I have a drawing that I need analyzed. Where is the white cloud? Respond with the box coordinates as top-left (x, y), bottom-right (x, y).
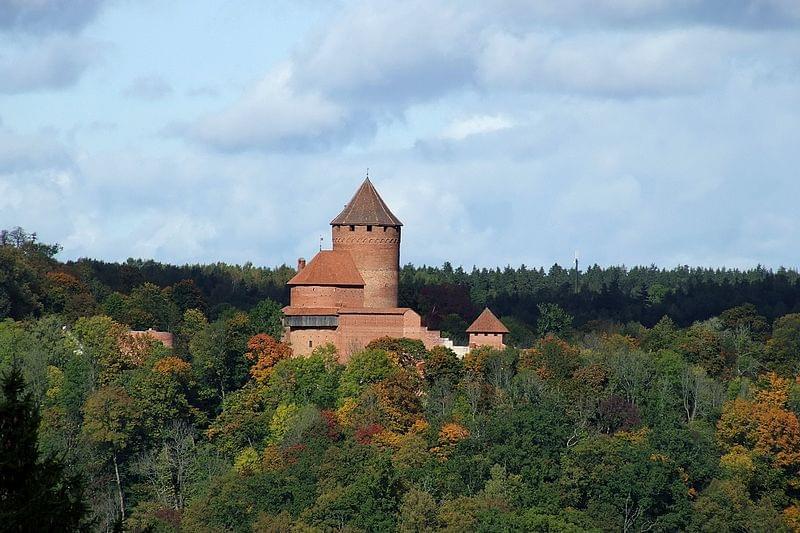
top-left (477, 29), bottom-right (743, 97)
top-left (293, 0), bottom-right (475, 104)
top-left (0, 127), bottom-right (72, 172)
top-left (184, 64), bottom-right (351, 151)
top-left (132, 213), bottom-right (218, 261)
top-left (5, 0), bottom-right (800, 271)
top-left (179, 0), bottom-right (790, 153)
top-left (440, 115), bottom-right (514, 141)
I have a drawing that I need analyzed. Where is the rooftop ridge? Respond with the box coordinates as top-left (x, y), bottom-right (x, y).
top-left (287, 250), bottom-right (365, 286)
top-left (466, 308), bottom-right (510, 334)
top-left (330, 177), bottom-right (403, 227)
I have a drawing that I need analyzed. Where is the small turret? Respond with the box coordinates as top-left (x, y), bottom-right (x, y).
top-left (466, 308), bottom-right (509, 348)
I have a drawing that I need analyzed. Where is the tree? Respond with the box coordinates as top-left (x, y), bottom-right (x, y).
top-left (72, 315), bottom-right (129, 387)
top-left (170, 279), bottom-right (206, 314)
top-left (245, 334), bottom-right (292, 385)
top-left (82, 385), bottom-right (140, 521)
top-left (398, 488), bottom-right (439, 533)
top-left (248, 299), bottom-right (284, 339)
top-left (366, 337), bottom-right (427, 370)
top-left (522, 335), bottom-right (579, 381)
top-left (205, 384), bottom-right (269, 456)
top-left (691, 479), bottom-right (788, 532)
top-left (719, 303), bottom-right (769, 339)
top-left (424, 345), bottom-right (463, 386)
top-left (501, 316), bottom-right (535, 348)
top-left (133, 420), bottom-right (198, 511)
top-left (374, 370), bottom-right (423, 432)
top-left (267, 345), bottom-right (341, 408)
top-left (559, 433), bottom-right (691, 531)
top-left (126, 282), bottom-right (181, 331)
top-left (338, 349), bottom-right (396, 400)
top-left (680, 322), bottom-right (733, 378)
top-left (0, 246), bottom-right (44, 319)
top-left (765, 314), bottom-right (800, 376)
top-left (681, 365), bottom-right (722, 423)
top-left (0, 363), bottom-right (88, 530)
top-left (43, 271), bottom-right (97, 319)
top-left (594, 395), bottom-right (641, 434)
top-left (190, 312), bottom-right (252, 403)
top-left (536, 303), bottom-right (573, 337)
top-left (641, 316), bottom-right (680, 352)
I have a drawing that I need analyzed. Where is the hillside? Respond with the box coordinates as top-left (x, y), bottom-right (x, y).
top-left (3, 227), bottom-right (800, 531)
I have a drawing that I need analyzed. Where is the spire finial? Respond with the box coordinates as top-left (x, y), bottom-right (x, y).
top-left (366, 167), bottom-right (369, 181)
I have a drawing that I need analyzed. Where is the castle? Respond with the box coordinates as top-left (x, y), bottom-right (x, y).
top-left (282, 178), bottom-right (508, 360)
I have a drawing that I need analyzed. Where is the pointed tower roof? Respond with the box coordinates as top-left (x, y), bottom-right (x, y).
top-left (466, 308), bottom-right (510, 334)
top-left (331, 178), bottom-right (403, 226)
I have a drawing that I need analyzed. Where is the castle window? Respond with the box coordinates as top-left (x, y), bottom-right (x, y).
top-left (367, 225), bottom-right (372, 232)
top-left (349, 225), bottom-right (355, 231)
top-left (308, 340), bottom-right (313, 348)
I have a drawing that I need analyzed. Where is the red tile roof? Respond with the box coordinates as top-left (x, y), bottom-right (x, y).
top-left (287, 250), bottom-right (365, 286)
top-left (330, 178), bottom-right (403, 227)
top-left (466, 308), bottom-right (509, 334)
top-left (129, 329), bottom-right (174, 348)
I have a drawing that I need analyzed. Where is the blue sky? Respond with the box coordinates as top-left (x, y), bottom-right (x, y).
top-left (1, 0), bottom-right (799, 270)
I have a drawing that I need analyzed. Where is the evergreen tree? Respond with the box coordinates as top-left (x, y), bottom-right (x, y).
top-left (0, 362), bottom-right (88, 531)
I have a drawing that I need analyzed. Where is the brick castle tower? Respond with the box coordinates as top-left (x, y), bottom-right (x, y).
top-left (284, 176), bottom-right (501, 359)
top-left (330, 178), bottom-right (402, 308)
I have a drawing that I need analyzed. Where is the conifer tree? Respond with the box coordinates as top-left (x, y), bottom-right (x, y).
top-left (0, 362), bottom-right (88, 531)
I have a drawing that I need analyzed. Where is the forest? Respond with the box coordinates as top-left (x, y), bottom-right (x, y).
top-left (3, 225), bottom-right (800, 531)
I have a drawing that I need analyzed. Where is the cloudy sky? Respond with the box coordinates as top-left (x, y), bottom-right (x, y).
top-left (1, 0), bottom-right (799, 270)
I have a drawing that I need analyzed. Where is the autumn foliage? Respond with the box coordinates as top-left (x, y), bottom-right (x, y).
top-left (245, 334), bottom-right (292, 384)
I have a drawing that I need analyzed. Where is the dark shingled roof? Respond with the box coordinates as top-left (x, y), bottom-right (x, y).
top-left (466, 308), bottom-right (510, 334)
top-left (331, 178), bottom-right (403, 227)
top-left (287, 250), bottom-right (365, 286)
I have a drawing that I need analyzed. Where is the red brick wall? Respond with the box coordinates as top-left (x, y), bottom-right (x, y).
top-left (337, 312), bottom-right (406, 358)
top-left (287, 310), bottom-right (445, 362)
top-left (469, 332), bottom-right (505, 349)
top-left (288, 327), bottom-right (338, 357)
top-left (332, 224), bottom-right (400, 308)
top-left (290, 285), bottom-right (364, 308)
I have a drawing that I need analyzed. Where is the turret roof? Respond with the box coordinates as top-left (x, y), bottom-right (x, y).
top-left (331, 178), bottom-right (403, 227)
top-left (287, 250), bottom-right (365, 287)
top-left (466, 308), bottom-right (510, 334)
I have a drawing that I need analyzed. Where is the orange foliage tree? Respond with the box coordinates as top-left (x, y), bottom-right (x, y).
top-left (245, 334), bottom-right (292, 384)
top-left (717, 373), bottom-right (800, 472)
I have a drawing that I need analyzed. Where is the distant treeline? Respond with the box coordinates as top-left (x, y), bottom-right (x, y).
top-left (400, 262), bottom-right (800, 335)
top-left (3, 226), bottom-right (800, 334)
